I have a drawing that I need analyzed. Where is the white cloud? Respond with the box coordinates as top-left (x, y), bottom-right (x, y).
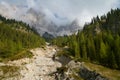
top-left (0, 0), bottom-right (119, 26)
top-left (26, 0), bottom-right (36, 8)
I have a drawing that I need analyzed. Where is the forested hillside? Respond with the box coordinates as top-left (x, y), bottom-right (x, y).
top-left (52, 8), bottom-right (120, 69)
top-left (0, 15), bottom-right (45, 61)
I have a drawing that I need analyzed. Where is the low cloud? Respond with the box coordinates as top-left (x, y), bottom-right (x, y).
top-left (0, 0), bottom-right (119, 27)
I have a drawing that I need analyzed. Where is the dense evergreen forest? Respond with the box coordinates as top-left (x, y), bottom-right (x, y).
top-left (52, 8), bottom-right (120, 69)
top-left (0, 15), bottom-right (45, 61)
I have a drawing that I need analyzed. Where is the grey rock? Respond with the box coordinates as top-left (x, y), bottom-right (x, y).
top-left (79, 67), bottom-right (109, 80)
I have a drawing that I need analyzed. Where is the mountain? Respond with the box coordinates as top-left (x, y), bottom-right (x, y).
top-left (42, 32), bottom-right (54, 41)
top-left (56, 19), bottom-right (82, 36)
top-left (0, 4), bottom-right (81, 36)
top-left (23, 8), bottom-right (82, 36)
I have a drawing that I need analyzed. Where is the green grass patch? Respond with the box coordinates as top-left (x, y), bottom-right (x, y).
top-left (84, 62), bottom-right (120, 80)
top-left (0, 50), bottom-right (34, 62)
top-left (0, 65), bottom-right (20, 79)
top-left (8, 50), bottom-right (34, 61)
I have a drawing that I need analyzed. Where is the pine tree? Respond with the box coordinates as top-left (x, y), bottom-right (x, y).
top-left (108, 52), bottom-right (118, 69)
top-left (99, 40), bottom-right (107, 64)
top-left (80, 33), bottom-right (87, 60)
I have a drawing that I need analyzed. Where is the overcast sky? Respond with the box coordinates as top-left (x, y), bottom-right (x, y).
top-left (0, 0), bottom-right (120, 26)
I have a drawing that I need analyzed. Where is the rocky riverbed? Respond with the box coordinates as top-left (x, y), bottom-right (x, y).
top-left (0, 45), bottom-right (108, 80)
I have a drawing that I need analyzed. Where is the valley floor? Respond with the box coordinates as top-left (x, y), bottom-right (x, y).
top-left (0, 45), bottom-right (120, 80)
top-left (0, 45), bottom-right (61, 80)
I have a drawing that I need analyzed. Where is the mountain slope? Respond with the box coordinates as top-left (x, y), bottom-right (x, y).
top-left (83, 8), bottom-right (120, 35)
top-left (52, 8), bottom-right (120, 69)
top-left (0, 15), bottom-right (45, 61)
